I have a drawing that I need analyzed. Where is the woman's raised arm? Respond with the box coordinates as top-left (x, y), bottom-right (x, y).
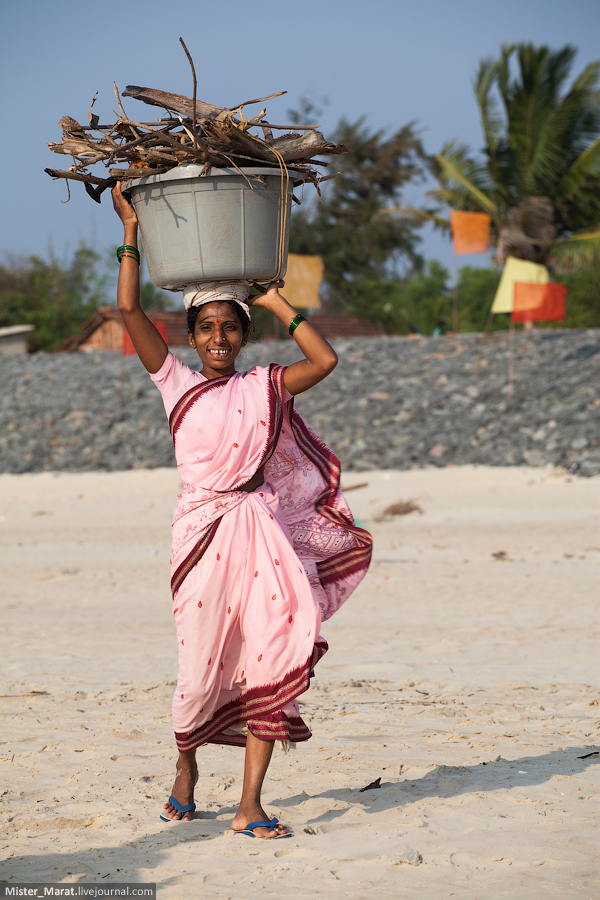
top-left (249, 282), bottom-right (337, 396)
top-left (112, 183), bottom-right (168, 374)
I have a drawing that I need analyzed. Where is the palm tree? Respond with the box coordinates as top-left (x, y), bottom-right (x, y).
top-left (412, 44), bottom-right (600, 268)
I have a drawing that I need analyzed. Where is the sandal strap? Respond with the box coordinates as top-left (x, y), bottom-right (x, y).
top-left (243, 817), bottom-right (279, 832)
top-left (167, 795), bottom-right (196, 814)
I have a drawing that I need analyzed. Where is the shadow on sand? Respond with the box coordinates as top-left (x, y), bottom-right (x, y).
top-left (4, 746), bottom-right (598, 884)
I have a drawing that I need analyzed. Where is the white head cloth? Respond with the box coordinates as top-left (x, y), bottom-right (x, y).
top-left (183, 281), bottom-right (252, 320)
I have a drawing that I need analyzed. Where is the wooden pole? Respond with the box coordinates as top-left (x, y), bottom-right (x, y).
top-left (452, 253), bottom-right (459, 333)
top-left (476, 309), bottom-right (494, 378)
top-left (508, 319), bottom-right (515, 403)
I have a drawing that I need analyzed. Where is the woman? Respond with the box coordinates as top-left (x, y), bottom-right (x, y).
top-left (112, 182), bottom-right (372, 838)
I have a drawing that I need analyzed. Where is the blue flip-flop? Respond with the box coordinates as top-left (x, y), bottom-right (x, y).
top-left (236, 816), bottom-right (291, 838)
top-left (159, 795), bottom-right (196, 822)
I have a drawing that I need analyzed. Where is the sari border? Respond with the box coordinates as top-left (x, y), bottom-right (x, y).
top-left (174, 639), bottom-right (327, 753)
top-left (169, 364), bottom-right (287, 596)
top-left (289, 411), bottom-right (373, 590)
top-left (169, 374), bottom-right (232, 443)
top-left (255, 363), bottom-right (286, 472)
top-left (171, 518), bottom-right (221, 597)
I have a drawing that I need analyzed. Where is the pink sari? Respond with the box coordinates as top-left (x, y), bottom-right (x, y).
top-left (152, 353), bottom-right (372, 753)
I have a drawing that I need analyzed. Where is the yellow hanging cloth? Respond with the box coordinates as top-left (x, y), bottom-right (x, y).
top-left (491, 257), bottom-right (549, 314)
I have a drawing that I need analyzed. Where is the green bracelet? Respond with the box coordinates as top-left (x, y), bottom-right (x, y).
top-left (288, 314), bottom-right (307, 336)
top-left (117, 245), bottom-right (140, 264)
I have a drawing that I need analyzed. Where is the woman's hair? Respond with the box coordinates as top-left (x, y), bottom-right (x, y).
top-left (187, 301), bottom-right (251, 336)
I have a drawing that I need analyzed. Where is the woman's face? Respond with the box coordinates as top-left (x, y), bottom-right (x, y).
top-left (188, 301), bottom-right (247, 378)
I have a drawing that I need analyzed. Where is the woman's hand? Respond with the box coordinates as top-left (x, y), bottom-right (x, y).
top-left (112, 181), bottom-right (138, 227)
top-left (248, 280), bottom-right (285, 310)
top-left (250, 281), bottom-right (337, 395)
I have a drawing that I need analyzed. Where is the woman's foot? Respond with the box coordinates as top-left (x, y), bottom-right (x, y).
top-left (231, 801), bottom-right (289, 838)
top-left (162, 754), bottom-right (198, 821)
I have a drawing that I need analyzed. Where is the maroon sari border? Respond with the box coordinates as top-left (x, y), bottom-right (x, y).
top-left (169, 374), bottom-right (232, 443)
top-left (170, 365), bottom-right (286, 597)
top-left (254, 364), bottom-right (285, 473)
top-left (289, 411), bottom-right (373, 592)
top-left (243, 639), bottom-right (328, 709)
top-left (248, 719), bottom-right (312, 742)
top-left (209, 734), bottom-right (248, 748)
top-left (174, 639), bottom-right (327, 753)
top-left (206, 716), bottom-right (312, 747)
top-left (171, 519), bottom-right (221, 597)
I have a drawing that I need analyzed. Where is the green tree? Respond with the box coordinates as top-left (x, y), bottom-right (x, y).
top-left (542, 257), bottom-right (600, 328)
top-left (0, 244), bottom-right (109, 352)
top-left (140, 280), bottom-right (175, 311)
top-left (289, 118), bottom-right (429, 311)
top-left (428, 43), bottom-right (600, 267)
top-left (352, 261), bottom-right (451, 335)
top-left (455, 265), bottom-right (502, 331)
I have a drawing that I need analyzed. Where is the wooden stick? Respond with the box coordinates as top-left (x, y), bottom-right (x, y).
top-left (114, 82), bottom-right (139, 139)
top-left (45, 168), bottom-right (107, 185)
top-left (106, 132), bottom-right (175, 162)
top-left (123, 85), bottom-right (224, 122)
top-left (118, 119), bottom-right (207, 161)
top-left (88, 92), bottom-right (99, 127)
top-left (109, 166), bottom-right (170, 179)
top-left (253, 122), bottom-right (320, 131)
top-left (179, 37), bottom-right (199, 153)
top-left (226, 91), bottom-right (287, 112)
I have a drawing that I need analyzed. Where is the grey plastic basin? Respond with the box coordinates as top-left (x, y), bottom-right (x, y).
top-left (124, 165), bottom-right (303, 291)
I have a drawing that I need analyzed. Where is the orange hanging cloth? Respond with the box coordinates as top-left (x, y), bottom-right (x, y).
top-left (122, 319), bottom-right (169, 355)
top-left (450, 210), bottom-right (491, 255)
top-left (511, 282), bottom-right (567, 323)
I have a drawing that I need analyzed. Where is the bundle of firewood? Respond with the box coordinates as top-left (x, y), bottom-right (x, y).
top-left (45, 53), bottom-right (347, 204)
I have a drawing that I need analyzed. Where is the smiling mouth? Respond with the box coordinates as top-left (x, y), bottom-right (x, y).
top-left (208, 348), bottom-right (230, 357)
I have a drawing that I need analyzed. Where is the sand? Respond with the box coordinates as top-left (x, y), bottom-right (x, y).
top-left (0, 465), bottom-right (598, 899)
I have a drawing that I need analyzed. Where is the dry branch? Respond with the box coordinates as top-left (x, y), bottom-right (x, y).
top-left (46, 71), bottom-right (347, 203)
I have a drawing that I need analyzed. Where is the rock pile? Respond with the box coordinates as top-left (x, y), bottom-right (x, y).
top-left (1, 329), bottom-right (599, 476)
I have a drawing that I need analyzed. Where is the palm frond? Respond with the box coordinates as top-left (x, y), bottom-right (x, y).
top-left (474, 57), bottom-right (504, 152)
top-left (436, 145), bottom-right (497, 214)
top-left (546, 228), bottom-right (600, 268)
top-left (557, 134), bottom-right (600, 203)
top-left (374, 206), bottom-right (451, 232)
top-left (433, 42), bottom-right (600, 269)
top-left (426, 187), bottom-right (469, 207)
top-left (496, 44), bottom-right (516, 109)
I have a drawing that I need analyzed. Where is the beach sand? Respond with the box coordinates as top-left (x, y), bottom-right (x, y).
top-left (0, 465), bottom-right (598, 899)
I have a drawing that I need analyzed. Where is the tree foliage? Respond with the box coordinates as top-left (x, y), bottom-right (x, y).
top-left (430, 43), bottom-right (600, 267)
top-left (0, 244), bottom-right (174, 352)
top-left (0, 245), bottom-right (110, 352)
top-left (289, 117), bottom-right (429, 310)
top-left (347, 262), bottom-right (449, 336)
top-left (352, 258), bottom-right (600, 335)
top-left (545, 257), bottom-right (600, 328)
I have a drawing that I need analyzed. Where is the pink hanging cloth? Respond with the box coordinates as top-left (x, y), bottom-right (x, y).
top-left (151, 353), bottom-right (372, 753)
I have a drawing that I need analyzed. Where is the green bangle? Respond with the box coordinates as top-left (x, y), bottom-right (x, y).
top-left (288, 314), bottom-right (307, 336)
top-left (117, 245), bottom-right (140, 264)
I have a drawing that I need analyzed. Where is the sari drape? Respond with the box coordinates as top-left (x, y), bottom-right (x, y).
top-left (153, 354), bottom-right (372, 753)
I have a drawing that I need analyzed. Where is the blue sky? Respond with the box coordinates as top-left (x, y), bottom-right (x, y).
top-left (1, 0), bottom-right (598, 277)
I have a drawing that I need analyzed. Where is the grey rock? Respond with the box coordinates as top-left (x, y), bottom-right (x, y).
top-left (1, 329), bottom-right (599, 476)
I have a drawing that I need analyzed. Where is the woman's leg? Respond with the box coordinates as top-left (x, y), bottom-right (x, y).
top-left (162, 749), bottom-right (198, 821)
top-left (231, 732), bottom-right (288, 837)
